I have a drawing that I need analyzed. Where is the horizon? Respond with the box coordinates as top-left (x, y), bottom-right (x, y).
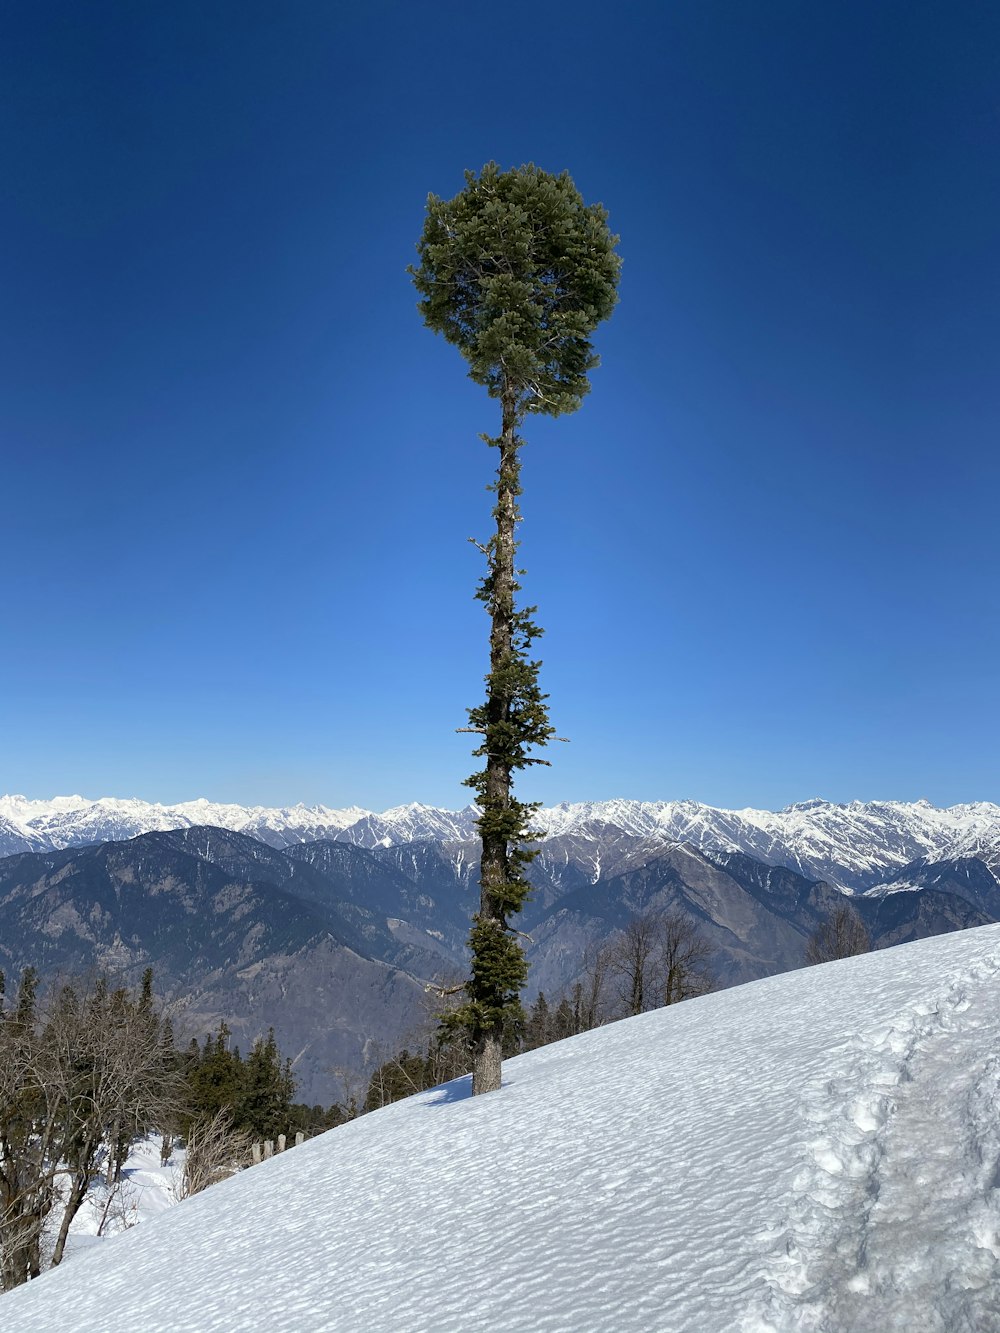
top-left (3, 789), bottom-right (998, 818)
top-left (4, 3), bottom-right (998, 810)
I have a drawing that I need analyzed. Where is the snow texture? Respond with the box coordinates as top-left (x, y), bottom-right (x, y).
top-left (6, 925), bottom-right (1000, 1332)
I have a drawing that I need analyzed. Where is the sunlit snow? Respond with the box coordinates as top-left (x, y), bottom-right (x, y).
top-left (5, 794), bottom-right (1000, 889)
top-left (5, 925), bottom-right (1000, 1331)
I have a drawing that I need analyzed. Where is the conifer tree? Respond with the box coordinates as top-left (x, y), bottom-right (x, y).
top-left (411, 162), bottom-right (620, 1093)
top-left (240, 1030), bottom-right (295, 1139)
top-left (524, 992), bottom-right (551, 1050)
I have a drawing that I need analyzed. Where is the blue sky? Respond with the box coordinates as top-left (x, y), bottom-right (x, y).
top-left (2, 1), bottom-right (998, 811)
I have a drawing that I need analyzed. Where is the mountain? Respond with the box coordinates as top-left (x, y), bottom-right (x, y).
top-left (361, 835), bottom-right (991, 997)
top-left (0, 830), bottom-right (438, 1101)
top-left (0, 818), bottom-right (991, 1103)
top-left (3, 794), bottom-right (998, 1105)
top-left (7, 924), bottom-right (1000, 1332)
top-left (5, 793), bottom-right (1000, 890)
top-left (537, 796), bottom-right (1000, 890)
top-left (864, 853), bottom-right (1000, 918)
top-left (522, 843), bottom-right (990, 996)
top-left (0, 793), bottom-right (373, 854)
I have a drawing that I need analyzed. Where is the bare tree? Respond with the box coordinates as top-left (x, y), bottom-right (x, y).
top-left (610, 914), bottom-right (662, 1018)
top-left (657, 912), bottom-right (714, 1007)
top-left (363, 979), bottom-right (473, 1113)
top-left (605, 910), bottom-right (715, 1020)
top-left (178, 1110), bottom-right (252, 1199)
top-left (805, 902), bottom-right (871, 965)
top-left (575, 941), bottom-right (614, 1030)
top-left (0, 969), bottom-right (183, 1289)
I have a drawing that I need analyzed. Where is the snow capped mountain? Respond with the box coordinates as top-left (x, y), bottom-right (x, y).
top-left (3, 793), bottom-right (1000, 890)
top-left (334, 802), bottom-right (480, 849)
top-left (535, 796), bottom-right (1000, 890)
top-left (0, 794), bottom-right (373, 854)
top-left (7, 924), bottom-right (1000, 1331)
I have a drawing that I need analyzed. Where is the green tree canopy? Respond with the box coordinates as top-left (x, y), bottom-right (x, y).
top-left (411, 162), bottom-right (620, 418)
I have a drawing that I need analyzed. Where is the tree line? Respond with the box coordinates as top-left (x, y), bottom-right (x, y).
top-left (366, 899), bottom-right (871, 1114)
top-left (0, 967), bottom-right (318, 1291)
top-left (365, 908), bottom-right (715, 1113)
top-left (0, 897), bottom-right (869, 1289)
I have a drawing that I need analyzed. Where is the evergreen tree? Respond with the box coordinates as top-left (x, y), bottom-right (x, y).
top-left (550, 996), bottom-right (576, 1043)
top-left (240, 1030), bottom-right (295, 1139)
top-left (411, 162), bottom-right (620, 1094)
top-left (524, 992), bottom-right (550, 1050)
top-left (184, 1024), bottom-right (243, 1130)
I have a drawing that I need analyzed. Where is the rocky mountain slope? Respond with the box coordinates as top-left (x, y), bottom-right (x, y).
top-left (0, 830), bottom-right (431, 1101)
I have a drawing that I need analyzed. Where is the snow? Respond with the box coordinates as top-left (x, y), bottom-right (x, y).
top-left (6, 925), bottom-right (1000, 1331)
top-left (55, 1139), bottom-right (182, 1262)
top-left (5, 794), bottom-right (1000, 889)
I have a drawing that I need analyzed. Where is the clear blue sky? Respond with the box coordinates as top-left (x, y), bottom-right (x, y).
top-left (3, 1), bottom-right (998, 811)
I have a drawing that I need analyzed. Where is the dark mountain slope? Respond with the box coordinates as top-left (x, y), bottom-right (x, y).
top-left (524, 844), bottom-right (992, 998)
top-left (0, 833), bottom-right (428, 1101)
top-left (864, 855), bottom-right (1000, 919)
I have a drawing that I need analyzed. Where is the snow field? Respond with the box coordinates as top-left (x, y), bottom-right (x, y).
top-left (5, 925), bottom-right (1000, 1332)
top-left (744, 953), bottom-right (1000, 1331)
top-left (46, 1138), bottom-right (182, 1264)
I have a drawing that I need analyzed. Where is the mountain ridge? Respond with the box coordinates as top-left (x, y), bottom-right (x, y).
top-left (0, 817), bottom-right (993, 1102)
top-left (4, 793), bottom-right (1000, 891)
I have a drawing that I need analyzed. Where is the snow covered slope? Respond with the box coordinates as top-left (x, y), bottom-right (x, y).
top-left (0, 793), bottom-right (373, 855)
top-left (537, 797), bottom-right (1000, 890)
top-left (4, 793), bottom-right (1000, 890)
top-left (7, 925), bottom-right (1000, 1332)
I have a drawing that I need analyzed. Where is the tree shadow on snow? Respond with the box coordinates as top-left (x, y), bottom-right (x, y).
top-left (425, 1075), bottom-right (473, 1106)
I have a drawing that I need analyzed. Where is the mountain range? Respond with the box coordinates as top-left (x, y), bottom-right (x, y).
top-left (2, 794), bottom-right (999, 1101)
top-left (4, 793), bottom-right (1000, 889)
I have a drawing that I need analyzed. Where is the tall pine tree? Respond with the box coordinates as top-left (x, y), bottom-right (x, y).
top-left (411, 163), bottom-right (620, 1093)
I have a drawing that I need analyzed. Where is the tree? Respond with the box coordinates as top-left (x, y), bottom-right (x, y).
top-left (239, 1030), bottom-right (295, 1139)
top-left (654, 911), bottom-right (715, 1008)
top-left (411, 162), bottom-right (620, 1094)
top-left (577, 910), bottom-right (714, 1024)
top-left (523, 992), bottom-right (551, 1050)
top-left (611, 913), bottom-right (662, 1018)
top-left (576, 942), bottom-right (613, 1031)
top-left (0, 970), bottom-right (181, 1288)
top-left (182, 1023), bottom-right (296, 1140)
top-left (805, 901), bottom-right (871, 965)
top-left (363, 1049), bottom-right (431, 1114)
top-left (177, 1109), bottom-right (252, 1200)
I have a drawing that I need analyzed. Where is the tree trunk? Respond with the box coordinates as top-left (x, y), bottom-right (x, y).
top-left (472, 393), bottom-right (519, 1096)
top-left (51, 1169), bottom-right (90, 1268)
top-left (471, 1030), bottom-right (503, 1096)
top-left (0, 1169), bottom-right (47, 1290)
